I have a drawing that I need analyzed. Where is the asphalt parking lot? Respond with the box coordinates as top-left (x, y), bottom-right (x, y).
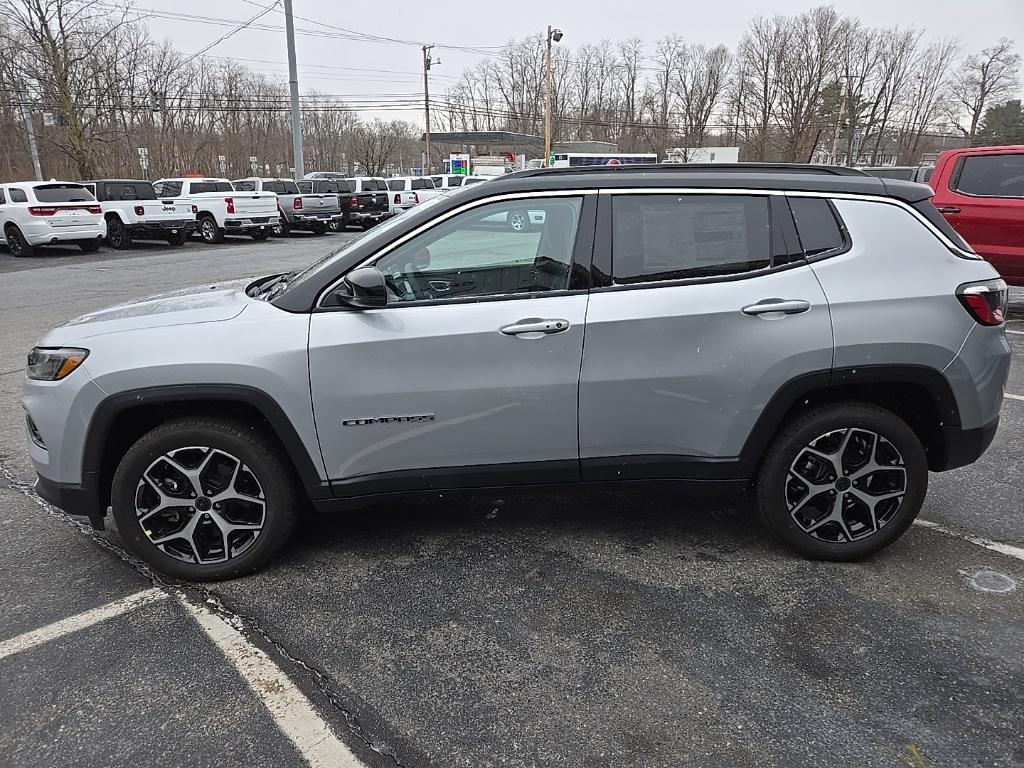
top-left (1, 236), bottom-right (1022, 768)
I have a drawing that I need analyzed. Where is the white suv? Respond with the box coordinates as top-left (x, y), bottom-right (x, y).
top-left (0, 181), bottom-right (106, 257)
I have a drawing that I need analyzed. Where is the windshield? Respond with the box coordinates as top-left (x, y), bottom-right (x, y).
top-left (281, 191), bottom-right (453, 295)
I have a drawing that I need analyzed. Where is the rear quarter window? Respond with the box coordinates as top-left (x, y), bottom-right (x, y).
top-left (912, 200), bottom-right (975, 252)
top-left (788, 197), bottom-right (847, 256)
top-left (9, 188), bottom-right (27, 203)
top-left (33, 184), bottom-right (95, 203)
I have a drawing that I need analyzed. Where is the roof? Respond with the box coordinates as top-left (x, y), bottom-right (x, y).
top-left (473, 163), bottom-right (933, 203)
top-left (82, 179), bottom-right (152, 184)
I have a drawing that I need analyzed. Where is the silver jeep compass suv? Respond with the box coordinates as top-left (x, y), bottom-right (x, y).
top-left (23, 164), bottom-right (1010, 580)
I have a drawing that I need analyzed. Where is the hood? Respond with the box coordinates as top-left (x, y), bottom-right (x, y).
top-left (45, 279), bottom-right (254, 342)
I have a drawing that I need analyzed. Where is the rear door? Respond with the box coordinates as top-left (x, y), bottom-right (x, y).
top-left (938, 151), bottom-right (1024, 283)
top-left (578, 190), bottom-right (833, 480)
top-left (308, 192), bottom-right (596, 490)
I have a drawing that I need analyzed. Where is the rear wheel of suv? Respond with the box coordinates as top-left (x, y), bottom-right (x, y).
top-left (5, 225), bottom-right (35, 257)
top-left (106, 217), bottom-right (132, 250)
top-left (198, 214), bottom-right (224, 244)
top-left (111, 417), bottom-right (300, 581)
top-left (78, 238), bottom-right (101, 253)
top-left (755, 403), bottom-right (927, 561)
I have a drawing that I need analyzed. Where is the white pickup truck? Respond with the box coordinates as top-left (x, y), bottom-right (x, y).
top-left (385, 177), bottom-right (443, 212)
top-left (83, 179), bottom-right (197, 249)
top-left (152, 177), bottom-right (276, 243)
top-left (233, 177), bottom-right (341, 237)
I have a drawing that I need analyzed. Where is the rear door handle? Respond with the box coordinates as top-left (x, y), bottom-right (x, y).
top-left (741, 299), bottom-right (811, 316)
top-left (936, 206), bottom-right (961, 214)
top-left (500, 318), bottom-right (570, 336)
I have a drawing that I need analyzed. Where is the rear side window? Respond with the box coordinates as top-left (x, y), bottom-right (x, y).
top-left (191, 181), bottom-right (233, 194)
top-left (33, 184), bottom-right (94, 203)
top-left (386, 179), bottom-right (406, 191)
top-left (9, 188), bottom-right (27, 202)
top-left (612, 195), bottom-right (771, 284)
top-left (412, 178), bottom-right (433, 190)
top-left (912, 200), bottom-right (975, 252)
top-left (153, 181), bottom-right (182, 197)
top-left (954, 154), bottom-right (1024, 197)
top-left (788, 197), bottom-right (846, 256)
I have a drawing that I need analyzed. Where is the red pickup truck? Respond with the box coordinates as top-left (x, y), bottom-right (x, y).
top-left (929, 145), bottom-right (1024, 285)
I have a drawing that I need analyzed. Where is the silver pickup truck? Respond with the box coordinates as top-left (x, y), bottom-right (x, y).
top-left (232, 177), bottom-right (341, 237)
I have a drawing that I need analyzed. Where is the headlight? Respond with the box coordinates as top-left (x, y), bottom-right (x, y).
top-left (26, 347), bottom-right (89, 381)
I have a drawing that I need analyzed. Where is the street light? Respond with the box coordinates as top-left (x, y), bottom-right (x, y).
top-left (544, 26), bottom-right (563, 167)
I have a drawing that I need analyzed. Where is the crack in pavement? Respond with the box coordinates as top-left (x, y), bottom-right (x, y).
top-left (0, 459), bottom-right (408, 768)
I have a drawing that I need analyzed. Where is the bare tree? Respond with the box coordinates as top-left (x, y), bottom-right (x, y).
top-left (950, 38), bottom-right (1021, 139)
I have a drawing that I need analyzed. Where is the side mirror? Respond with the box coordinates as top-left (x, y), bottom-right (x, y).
top-left (336, 266), bottom-right (387, 308)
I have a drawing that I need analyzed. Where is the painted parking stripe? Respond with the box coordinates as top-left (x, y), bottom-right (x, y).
top-left (915, 519), bottom-right (1024, 562)
top-left (1006, 329), bottom-right (1024, 335)
top-left (1005, 392), bottom-right (1024, 402)
top-left (0, 588), bottom-right (167, 661)
top-left (177, 593), bottom-right (364, 768)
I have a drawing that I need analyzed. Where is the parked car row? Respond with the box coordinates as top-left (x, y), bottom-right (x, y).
top-left (0, 174), bottom-right (405, 257)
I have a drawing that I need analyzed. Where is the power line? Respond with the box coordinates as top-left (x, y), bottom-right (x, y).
top-left (177, 1), bottom-right (280, 69)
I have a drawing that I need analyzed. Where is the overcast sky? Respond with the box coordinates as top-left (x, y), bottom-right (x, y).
top-left (133, 0), bottom-right (1024, 122)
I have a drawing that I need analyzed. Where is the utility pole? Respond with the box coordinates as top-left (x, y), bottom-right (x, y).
top-left (20, 84), bottom-right (43, 181)
top-left (544, 27), bottom-right (563, 167)
top-left (422, 44), bottom-right (437, 174)
top-left (283, 0), bottom-right (304, 179)
top-left (830, 77), bottom-right (848, 165)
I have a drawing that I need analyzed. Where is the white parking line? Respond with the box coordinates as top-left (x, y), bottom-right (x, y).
top-left (177, 594), bottom-right (364, 768)
top-left (0, 588), bottom-right (167, 661)
top-left (915, 519), bottom-right (1024, 562)
top-left (1006, 329), bottom-right (1024, 335)
top-left (1005, 392), bottom-right (1024, 402)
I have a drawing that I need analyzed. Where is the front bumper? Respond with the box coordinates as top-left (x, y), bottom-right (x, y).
top-left (34, 474), bottom-right (105, 530)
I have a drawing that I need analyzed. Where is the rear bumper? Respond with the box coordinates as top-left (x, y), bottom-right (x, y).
top-left (23, 222), bottom-right (106, 245)
top-left (34, 474), bottom-right (105, 530)
top-left (127, 220), bottom-right (198, 235)
top-left (937, 416), bottom-right (1000, 471)
top-left (345, 211), bottom-right (391, 224)
top-left (224, 218), bottom-right (271, 232)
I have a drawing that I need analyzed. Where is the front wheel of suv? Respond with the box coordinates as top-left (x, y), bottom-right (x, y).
top-left (111, 417), bottom-right (300, 581)
top-left (755, 402), bottom-right (928, 561)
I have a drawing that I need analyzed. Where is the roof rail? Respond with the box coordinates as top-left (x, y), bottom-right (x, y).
top-left (513, 163), bottom-right (870, 178)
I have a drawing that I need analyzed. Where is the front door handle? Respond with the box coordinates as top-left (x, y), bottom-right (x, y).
top-left (936, 206), bottom-right (961, 214)
top-left (741, 299), bottom-right (811, 316)
top-left (500, 318), bottom-right (570, 336)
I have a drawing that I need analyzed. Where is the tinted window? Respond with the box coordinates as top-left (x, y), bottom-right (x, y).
top-left (33, 184), bottom-right (94, 203)
top-left (363, 178), bottom-right (387, 191)
top-left (386, 179), bottom-right (406, 191)
top-left (340, 180), bottom-right (356, 193)
top-left (919, 166), bottom-right (934, 183)
top-left (863, 167), bottom-right (914, 181)
top-left (612, 195), bottom-right (771, 283)
top-left (788, 197), bottom-right (846, 256)
top-left (111, 183), bottom-right (156, 201)
top-left (233, 180), bottom-right (256, 192)
top-left (375, 196), bottom-right (583, 301)
top-left (464, 177), bottom-right (484, 185)
top-left (191, 181), bottom-right (233, 194)
top-left (297, 181), bottom-right (312, 194)
top-left (0, 188), bottom-right (5, 204)
top-left (449, 176), bottom-right (464, 187)
top-left (316, 181), bottom-right (340, 193)
top-left (912, 200), bottom-right (974, 252)
top-left (412, 178), bottom-right (433, 190)
top-left (262, 180), bottom-right (297, 195)
top-left (153, 181), bottom-right (182, 197)
top-left (9, 188), bottom-right (27, 203)
top-left (430, 176), bottom-right (443, 186)
top-left (955, 154), bottom-right (1024, 197)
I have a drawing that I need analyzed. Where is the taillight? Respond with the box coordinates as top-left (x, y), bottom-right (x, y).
top-left (957, 279), bottom-right (1007, 326)
top-left (394, 193), bottom-right (400, 204)
top-left (191, 204), bottom-right (198, 215)
top-left (294, 197), bottom-right (303, 210)
top-left (27, 207), bottom-right (57, 216)
top-left (413, 193), bottom-right (419, 205)
top-left (225, 197), bottom-right (235, 214)
top-left (349, 197), bottom-right (358, 209)
top-left (86, 205), bottom-right (101, 214)
top-left (134, 205), bottom-right (145, 216)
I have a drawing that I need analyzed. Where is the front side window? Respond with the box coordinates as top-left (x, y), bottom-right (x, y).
top-left (612, 194), bottom-right (771, 284)
top-left (374, 196), bottom-right (584, 303)
top-left (954, 154), bottom-right (1024, 197)
top-left (33, 183), bottom-right (94, 203)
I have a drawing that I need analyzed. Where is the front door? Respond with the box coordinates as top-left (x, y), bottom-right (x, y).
top-left (308, 192), bottom-right (595, 493)
top-left (578, 191), bottom-right (834, 480)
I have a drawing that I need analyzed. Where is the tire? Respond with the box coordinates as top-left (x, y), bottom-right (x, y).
top-left (310, 222), bottom-right (327, 235)
top-left (198, 215), bottom-right (224, 244)
top-left (106, 217), bottom-right (132, 250)
top-left (272, 217), bottom-right (291, 238)
top-left (508, 210), bottom-right (531, 232)
top-left (78, 238), bottom-right (101, 253)
top-left (166, 230), bottom-right (190, 246)
top-left (250, 229), bottom-right (270, 241)
top-left (5, 225), bottom-right (35, 257)
top-left (755, 402), bottom-right (928, 561)
top-left (111, 417), bottom-right (300, 581)
top-left (328, 219), bottom-right (343, 232)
